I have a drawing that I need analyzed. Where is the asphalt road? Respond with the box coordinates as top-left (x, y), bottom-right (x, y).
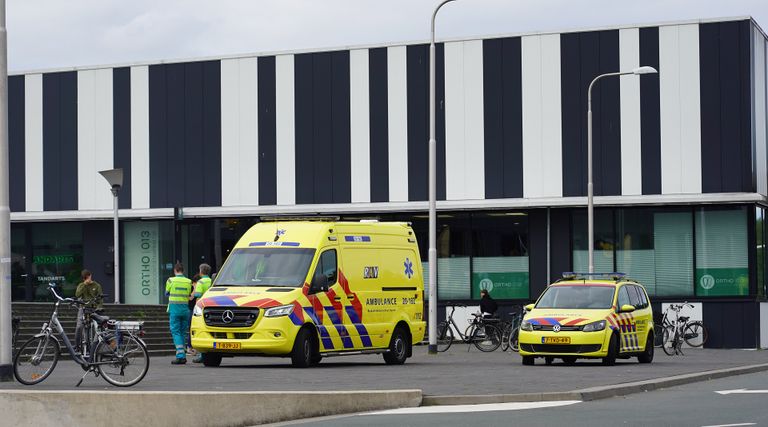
top-left (287, 371), bottom-right (768, 427)
top-left (1, 345), bottom-right (765, 394)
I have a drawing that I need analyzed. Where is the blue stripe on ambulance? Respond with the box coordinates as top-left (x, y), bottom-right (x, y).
top-left (345, 306), bottom-right (372, 347)
top-left (325, 306), bottom-right (354, 348)
top-left (316, 325), bottom-right (334, 350)
top-left (344, 235), bottom-right (371, 242)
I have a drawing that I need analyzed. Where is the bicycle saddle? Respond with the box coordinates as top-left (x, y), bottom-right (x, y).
top-left (91, 313), bottom-right (110, 323)
top-left (679, 316), bottom-right (690, 322)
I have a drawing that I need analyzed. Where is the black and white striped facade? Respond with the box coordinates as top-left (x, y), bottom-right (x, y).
top-left (7, 17), bottom-right (768, 220)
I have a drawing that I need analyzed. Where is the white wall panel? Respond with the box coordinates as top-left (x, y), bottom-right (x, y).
top-left (754, 30), bottom-right (767, 196)
top-left (350, 49), bottom-right (371, 203)
top-left (761, 302), bottom-right (768, 349)
top-left (620, 28), bottom-right (642, 196)
top-left (24, 74), bottom-right (43, 212)
top-left (445, 40), bottom-right (485, 200)
top-left (660, 24), bottom-right (702, 194)
top-left (276, 54), bottom-right (296, 205)
top-left (130, 66), bottom-right (150, 209)
top-left (522, 34), bottom-right (562, 198)
top-left (220, 58), bottom-right (259, 207)
top-left (77, 69), bottom-right (114, 210)
top-left (387, 46), bottom-right (408, 202)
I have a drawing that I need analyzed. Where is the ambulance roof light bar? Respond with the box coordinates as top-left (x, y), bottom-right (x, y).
top-left (561, 272), bottom-right (627, 281)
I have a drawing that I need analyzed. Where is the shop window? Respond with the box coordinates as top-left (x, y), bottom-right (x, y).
top-left (11, 225), bottom-right (27, 301)
top-left (695, 207), bottom-right (749, 296)
top-left (572, 210), bottom-right (615, 273)
top-left (471, 213), bottom-right (529, 300)
top-left (436, 213), bottom-right (471, 300)
top-left (123, 221), bottom-right (175, 304)
top-left (30, 223), bottom-right (83, 300)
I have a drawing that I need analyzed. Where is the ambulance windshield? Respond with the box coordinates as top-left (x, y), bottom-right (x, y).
top-left (214, 248), bottom-right (316, 287)
top-left (536, 285), bottom-right (615, 309)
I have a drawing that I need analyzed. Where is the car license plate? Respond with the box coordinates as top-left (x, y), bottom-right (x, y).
top-left (542, 337), bottom-right (571, 344)
top-left (213, 342), bottom-right (241, 350)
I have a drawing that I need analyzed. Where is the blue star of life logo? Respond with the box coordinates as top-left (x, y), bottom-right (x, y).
top-left (276, 229), bottom-right (286, 236)
top-left (404, 258), bottom-right (414, 279)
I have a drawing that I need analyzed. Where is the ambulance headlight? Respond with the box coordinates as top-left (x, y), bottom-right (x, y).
top-left (193, 305), bottom-right (203, 317)
top-left (582, 320), bottom-right (606, 332)
top-left (520, 320), bottom-right (533, 332)
top-left (264, 304), bottom-right (294, 317)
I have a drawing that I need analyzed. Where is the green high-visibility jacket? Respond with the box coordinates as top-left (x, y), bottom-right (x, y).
top-left (194, 276), bottom-right (212, 298)
top-left (165, 275), bottom-right (193, 305)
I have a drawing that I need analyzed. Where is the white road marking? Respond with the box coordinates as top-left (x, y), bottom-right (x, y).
top-left (366, 400), bottom-right (581, 415)
top-left (701, 423), bottom-right (756, 427)
top-left (715, 389), bottom-right (768, 395)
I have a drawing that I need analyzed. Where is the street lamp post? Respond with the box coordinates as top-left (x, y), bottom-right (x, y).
top-left (428, 0), bottom-right (456, 355)
top-left (0, 0), bottom-right (12, 381)
top-left (99, 168), bottom-right (123, 304)
top-left (587, 66), bottom-right (657, 273)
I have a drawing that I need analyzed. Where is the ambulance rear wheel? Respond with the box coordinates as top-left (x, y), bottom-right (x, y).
top-left (291, 328), bottom-right (317, 368)
top-left (202, 353), bottom-right (222, 367)
top-left (383, 327), bottom-right (409, 365)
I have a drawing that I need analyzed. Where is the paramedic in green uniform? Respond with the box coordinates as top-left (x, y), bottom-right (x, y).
top-left (166, 262), bottom-right (193, 364)
top-left (191, 263), bottom-right (213, 363)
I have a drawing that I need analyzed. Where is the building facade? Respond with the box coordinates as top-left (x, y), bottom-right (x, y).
top-left (7, 17), bottom-right (768, 348)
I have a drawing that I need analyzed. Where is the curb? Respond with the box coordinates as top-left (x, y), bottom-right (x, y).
top-left (0, 389), bottom-right (423, 427)
top-left (421, 362), bottom-right (768, 406)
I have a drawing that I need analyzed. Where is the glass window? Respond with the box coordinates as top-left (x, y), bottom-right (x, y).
top-left (471, 213), bottom-right (529, 300)
top-left (436, 213), bottom-right (471, 300)
top-left (617, 286), bottom-right (631, 308)
top-left (625, 285), bottom-right (641, 308)
top-left (315, 249), bottom-right (338, 286)
top-left (572, 210), bottom-right (614, 273)
top-left (634, 285), bottom-right (649, 308)
top-left (615, 208), bottom-right (694, 297)
top-left (536, 285), bottom-right (615, 309)
top-left (695, 207), bottom-right (749, 296)
top-left (123, 220), bottom-right (175, 304)
top-left (215, 248), bottom-right (316, 287)
top-left (30, 223), bottom-right (83, 301)
top-left (11, 225), bottom-right (27, 301)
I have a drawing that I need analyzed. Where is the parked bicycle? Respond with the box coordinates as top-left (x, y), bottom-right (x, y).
top-left (500, 305), bottom-right (526, 352)
top-left (13, 283), bottom-right (150, 387)
top-left (436, 304), bottom-right (502, 352)
top-left (657, 302), bottom-right (708, 353)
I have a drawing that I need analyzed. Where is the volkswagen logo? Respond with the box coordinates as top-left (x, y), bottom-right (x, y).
top-left (221, 310), bottom-right (235, 324)
top-left (553, 324), bottom-right (561, 333)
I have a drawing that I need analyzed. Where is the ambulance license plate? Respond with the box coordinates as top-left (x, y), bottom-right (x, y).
top-left (542, 337), bottom-right (571, 344)
top-left (214, 342), bottom-right (241, 350)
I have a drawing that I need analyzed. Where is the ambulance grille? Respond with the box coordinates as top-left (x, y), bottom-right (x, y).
top-left (203, 307), bottom-right (259, 327)
top-left (532, 325), bottom-right (582, 331)
top-left (521, 344), bottom-right (602, 354)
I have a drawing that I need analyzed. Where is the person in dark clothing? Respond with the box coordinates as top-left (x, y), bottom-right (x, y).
top-left (479, 289), bottom-right (498, 318)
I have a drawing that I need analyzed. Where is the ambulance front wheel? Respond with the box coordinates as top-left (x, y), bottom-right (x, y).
top-left (291, 327), bottom-right (318, 368)
top-left (383, 327), bottom-right (410, 365)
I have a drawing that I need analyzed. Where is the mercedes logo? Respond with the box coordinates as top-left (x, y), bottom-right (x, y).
top-left (553, 324), bottom-right (561, 333)
top-left (221, 310), bottom-right (235, 324)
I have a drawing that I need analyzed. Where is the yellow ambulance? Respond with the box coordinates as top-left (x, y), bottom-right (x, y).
top-left (190, 219), bottom-right (425, 367)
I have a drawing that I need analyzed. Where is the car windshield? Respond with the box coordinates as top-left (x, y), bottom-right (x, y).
top-left (214, 248), bottom-right (315, 287)
top-left (536, 285), bottom-right (615, 309)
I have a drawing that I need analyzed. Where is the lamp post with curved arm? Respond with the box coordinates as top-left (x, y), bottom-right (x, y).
top-left (428, 0), bottom-right (456, 355)
top-left (586, 66), bottom-right (657, 273)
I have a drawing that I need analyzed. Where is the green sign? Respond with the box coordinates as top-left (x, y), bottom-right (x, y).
top-left (472, 272), bottom-right (529, 299)
top-left (124, 222), bottom-right (161, 304)
top-left (695, 268), bottom-right (749, 296)
top-left (33, 254), bottom-right (76, 265)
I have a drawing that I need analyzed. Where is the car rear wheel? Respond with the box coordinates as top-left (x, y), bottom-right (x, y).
top-left (638, 333), bottom-right (654, 364)
top-left (383, 327), bottom-right (410, 365)
top-left (602, 333), bottom-right (619, 366)
top-left (201, 353), bottom-right (222, 367)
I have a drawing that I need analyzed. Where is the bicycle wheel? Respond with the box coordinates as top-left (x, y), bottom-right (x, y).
top-left (13, 335), bottom-right (60, 385)
top-left (436, 322), bottom-right (453, 352)
top-left (96, 333), bottom-right (150, 387)
top-left (661, 326), bottom-right (677, 356)
top-left (683, 321), bottom-right (708, 348)
top-left (509, 327), bottom-right (520, 352)
top-left (472, 324), bottom-right (501, 352)
top-left (500, 323), bottom-right (512, 352)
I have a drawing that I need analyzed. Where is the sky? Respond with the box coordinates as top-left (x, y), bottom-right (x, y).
top-left (7, 0), bottom-right (768, 73)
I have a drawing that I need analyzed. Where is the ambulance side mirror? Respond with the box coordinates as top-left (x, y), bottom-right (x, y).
top-left (524, 304), bottom-right (534, 312)
top-left (311, 272), bottom-right (328, 293)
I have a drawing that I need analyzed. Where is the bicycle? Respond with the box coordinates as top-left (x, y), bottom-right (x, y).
top-left (501, 305), bottom-right (526, 352)
top-left (657, 302), bottom-right (708, 351)
top-left (436, 304), bottom-right (502, 352)
top-left (13, 283), bottom-right (150, 387)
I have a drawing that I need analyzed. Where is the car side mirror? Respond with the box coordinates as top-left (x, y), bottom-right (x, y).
top-left (311, 272), bottom-right (328, 293)
top-left (524, 303), bottom-right (535, 312)
top-left (619, 304), bottom-right (635, 313)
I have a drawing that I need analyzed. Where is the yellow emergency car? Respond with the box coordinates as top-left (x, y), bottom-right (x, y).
top-left (190, 219), bottom-right (425, 368)
top-left (518, 273), bottom-right (654, 366)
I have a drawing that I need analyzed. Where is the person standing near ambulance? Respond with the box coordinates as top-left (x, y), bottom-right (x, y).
top-left (166, 262), bottom-right (193, 365)
top-left (191, 263), bottom-right (212, 363)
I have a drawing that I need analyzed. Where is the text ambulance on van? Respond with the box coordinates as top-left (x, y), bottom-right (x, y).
top-left (190, 219), bottom-right (426, 368)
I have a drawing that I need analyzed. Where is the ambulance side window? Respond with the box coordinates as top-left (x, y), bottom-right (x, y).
top-left (626, 285), bottom-right (642, 309)
top-left (617, 286), bottom-right (631, 309)
top-left (311, 250), bottom-right (337, 292)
